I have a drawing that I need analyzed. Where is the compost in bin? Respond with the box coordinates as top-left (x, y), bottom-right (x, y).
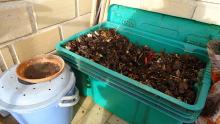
top-left (64, 28), bottom-right (206, 104)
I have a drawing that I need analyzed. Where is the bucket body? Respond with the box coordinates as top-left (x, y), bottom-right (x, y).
top-left (11, 87), bottom-right (77, 124)
top-left (11, 102), bottom-right (73, 124)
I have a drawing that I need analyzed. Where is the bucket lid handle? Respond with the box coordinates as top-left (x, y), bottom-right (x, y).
top-left (58, 88), bottom-right (79, 107)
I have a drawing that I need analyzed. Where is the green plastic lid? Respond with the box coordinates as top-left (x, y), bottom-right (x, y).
top-left (108, 5), bottom-right (220, 48)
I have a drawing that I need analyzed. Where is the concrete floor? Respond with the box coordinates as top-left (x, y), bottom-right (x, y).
top-left (0, 96), bottom-right (127, 124)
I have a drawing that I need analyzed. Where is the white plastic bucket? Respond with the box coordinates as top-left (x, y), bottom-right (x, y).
top-left (0, 65), bottom-right (79, 124)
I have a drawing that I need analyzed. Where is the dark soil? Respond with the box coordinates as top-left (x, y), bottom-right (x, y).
top-left (64, 28), bottom-right (206, 104)
top-left (24, 62), bottom-right (60, 79)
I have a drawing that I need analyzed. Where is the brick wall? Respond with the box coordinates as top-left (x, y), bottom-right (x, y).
top-left (101, 0), bottom-right (220, 26)
top-left (0, 0), bottom-right (92, 72)
top-left (1, 0), bottom-right (220, 73)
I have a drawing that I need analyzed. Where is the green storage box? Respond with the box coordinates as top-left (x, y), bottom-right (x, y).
top-left (56, 5), bottom-right (219, 124)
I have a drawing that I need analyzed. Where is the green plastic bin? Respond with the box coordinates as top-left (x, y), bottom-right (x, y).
top-left (56, 5), bottom-right (219, 123)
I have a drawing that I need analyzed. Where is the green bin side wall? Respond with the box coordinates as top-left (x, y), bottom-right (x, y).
top-left (90, 78), bottom-right (181, 124)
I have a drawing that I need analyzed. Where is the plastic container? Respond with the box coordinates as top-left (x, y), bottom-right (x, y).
top-left (56, 4), bottom-right (218, 123)
top-left (207, 41), bottom-right (220, 82)
top-left (0, 65), bottom-right (79, 124)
